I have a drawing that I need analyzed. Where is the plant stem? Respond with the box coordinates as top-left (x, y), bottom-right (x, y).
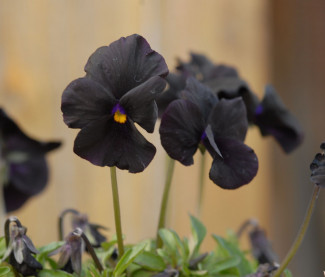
top-left (75, 228), bottom-right (104, 273)
top-left (156, 156), bottom-right (175, 248)
top-left (110, 166), bottom-right (124, 257)
top-left (273, 184), bottom-right (321, 277)
top-left (0, 163), bottom-right (7, 235)
top-left (197, 153), bottom-right (206, 218)
top-left (58, 208), bottom-right (79, 241)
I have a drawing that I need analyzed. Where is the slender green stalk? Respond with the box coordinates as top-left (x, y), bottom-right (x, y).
top-left (273, 184), bottom-right (321, 277)
top-left (156, 156), bottom-right (175, 248)
top-left (110, 166), bottom-right (124, 257)
top-left (197, 153), bottom-right (206, 218)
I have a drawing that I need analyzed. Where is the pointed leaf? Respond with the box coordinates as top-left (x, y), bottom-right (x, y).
top-left (133, 251), bottom-right (166, 271)
top-left (190, 215), bottom-right (207, 257)
top-left (113, 242), bottom-right (146, 276)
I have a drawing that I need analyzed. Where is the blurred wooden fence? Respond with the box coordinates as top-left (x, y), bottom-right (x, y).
top-left (0, 0), bottom-right (272, 259)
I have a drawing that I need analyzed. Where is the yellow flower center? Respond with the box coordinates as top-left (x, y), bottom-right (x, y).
top-left (114, 110), bottom-right (127, 124)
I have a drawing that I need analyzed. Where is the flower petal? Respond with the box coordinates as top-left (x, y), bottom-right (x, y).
top-left (9, 156), bottom-right (48, 196)
top-left (208, 98), bottom-right (248, 141)
top-left (156, 73), bottom-right (186, 117)
top-left (159, 99), bottom-right (205, 165)
top-left (209, 138), bottom-right (258, 189)
top-left (3, 186), bottom-right (30, 212)
top-left (0, 109), bottom-right (61, 154)
top-left (85, 34), bottom-right (168, 99)
top-left (181, 77), bottom-right (218, 122)
top-left (255, 85), bottom-right (303, 153)
top-left (61, 77), bottom-right (116, 129)
top-left (73, 117), bottom-right (156, 173)
top-left (120, 76), bottom-right (166, 133)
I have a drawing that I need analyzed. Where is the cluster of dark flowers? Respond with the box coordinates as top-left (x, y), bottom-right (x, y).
top-left (0, 34), bottom-right (316, 277)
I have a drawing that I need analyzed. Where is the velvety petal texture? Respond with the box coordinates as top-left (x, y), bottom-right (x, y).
top-left (208, 138), bottom-right (258, 189)
top-left (74, 117), bottom-right (156, 173)
top-left (0, 108), bottom-right (61, 212)
top-left (84, 34), bottom-right (168, 99)
top-left (208, 98), bottom-right (248, 141)
top-left (120, 76), bottom-right (166, 133)
top-left (181, 77), bottom-right (218, 122)
top-left (159, 79), bottom-right (258, 189)
top-left (160, 99), bottom-right (205, 165)
top-left (62, 34), bottom-right (168, 172)
top-left (62, 78), bottom-right (116, 129)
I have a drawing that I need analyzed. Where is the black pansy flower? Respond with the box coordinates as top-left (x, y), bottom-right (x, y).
top-left (2, 220), bottom-right (42, 276)
top-left (61, 34), bottom-right (168, 173)
top-left (254, 85), bottom-right (304, 153)
top-left (160, 77), bottom-right (258, 189)
top-left (0, 108), bottom-right (61, 212)
top-left (175, 53), bottom-right (260, 123)
top-left (310, 142), bottom-right (325, 187)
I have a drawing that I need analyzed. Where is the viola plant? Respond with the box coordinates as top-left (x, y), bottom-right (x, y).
top-left (0, 34), bottom-right (318, 277)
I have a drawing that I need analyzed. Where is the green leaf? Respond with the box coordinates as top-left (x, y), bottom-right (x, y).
top-left (113, 242), bottom-right (146, 276)
top-left (190, 215), bottom-right (207, 257)
top-left (133, 251), bottom-right (166, 271)
top-left (132, 269), bottom-right (155, 277)
top-left (0, 265), bottom-right (15, 277)
top-left (284, 269), bottom-right (293, 277)
top-left (38, 269), bottom-right (74, 277)
top-left (212, 235), bottom-right (253, 275)
top-left (0, 238), bottom-right (5, 256)
top-left (38, 241), bottom-right (64, 254)
top-left (209, 256), bottom-right (241, 274)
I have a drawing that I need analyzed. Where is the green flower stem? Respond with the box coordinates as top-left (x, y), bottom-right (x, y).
top-left (273, 184), bottom-right (321, 277)
top-left (58, 208), bottom-right (79, 241)
top-left (110, 166), bottom-right (124, 257)
top-left (197, 153), bottom-right (206, 218)
top-left (156, 156), bottom-right (175, 248)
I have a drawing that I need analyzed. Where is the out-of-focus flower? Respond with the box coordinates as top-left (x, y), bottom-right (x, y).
top-left (254, 85), bottom-right (304, 153)
top-left (50, 230), bottom-right (83, 275)
top-left (0, 108), bottom-right (61, 212)
top-left (310, 142), bottom-right (325, 187)
top-left (71, 212), bottom-right (107, 248)
top-left (2, 223), bottom-right (42, 276)
top-left (249, 226), bottom-right (278, 265)
top-left (61, 34), bottom-right (168, 173)
top-left (160, 77), bottom-right (258, 189)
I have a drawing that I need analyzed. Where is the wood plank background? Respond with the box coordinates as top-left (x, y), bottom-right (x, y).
top-left (5, 1), bottom-right (323, 276)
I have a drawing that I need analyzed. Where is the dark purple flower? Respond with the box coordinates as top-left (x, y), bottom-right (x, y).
top-left (0, 108), bottom-right (61, 212)
top-left (310, 142), bottom-right (325, 187)
top-left (167, 53), bottom-right (260, 123)
top-left (254, 85), bottom-right (304, 153)
top-left (160, 78), bottom-right (258, 189)
top-left (2, 224), bottom-right (42, 276)
top-left (50, 230), bottom-right (83, 274)
top-left (156, 73), bottom-right (186, 117)
top-left (249, 226), bottom-right (278, 265)
top-left (71, 212), bottom-right (107, 248)
top-left (61, 34), bottom-right (168, 173)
